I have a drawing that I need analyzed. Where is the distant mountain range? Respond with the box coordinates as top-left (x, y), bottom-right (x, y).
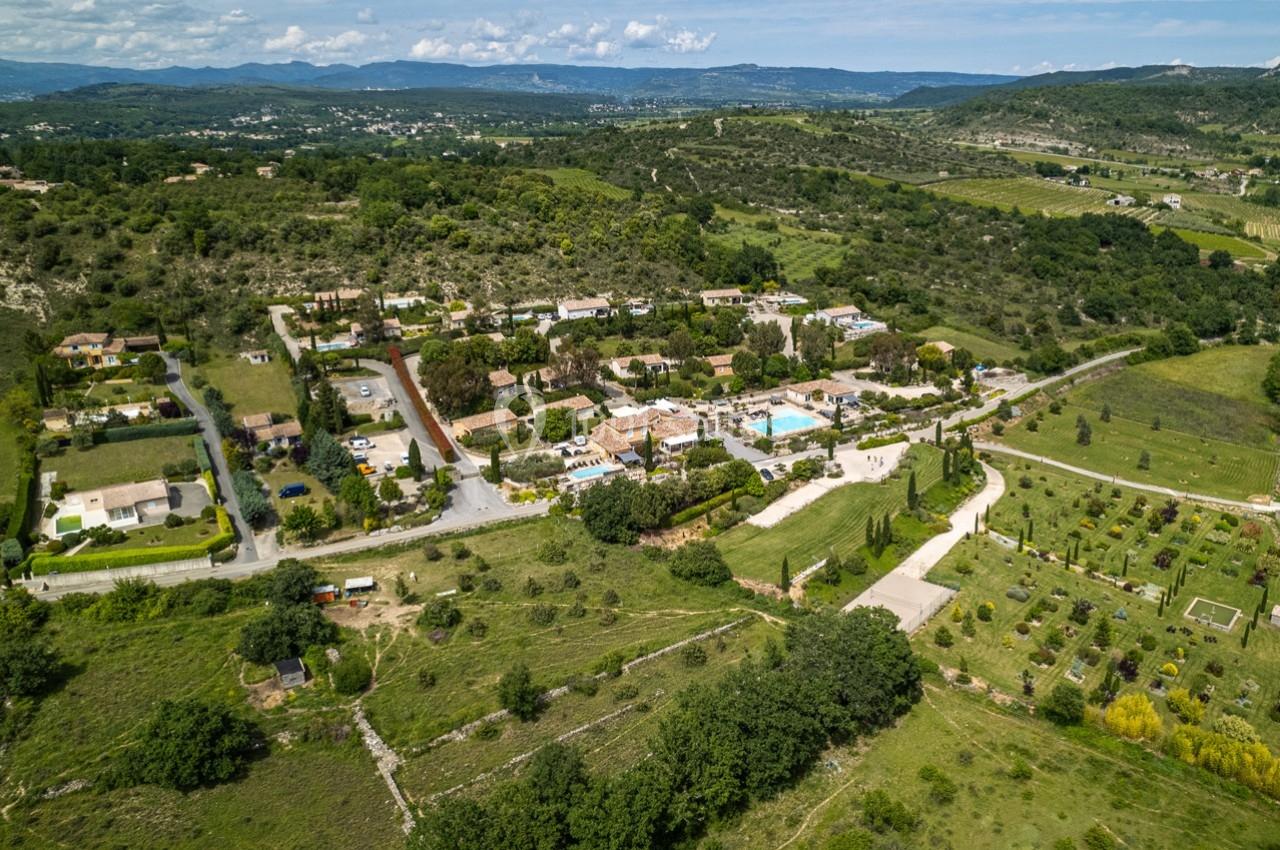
top-left (0, 58), bottom-right (1017, 105)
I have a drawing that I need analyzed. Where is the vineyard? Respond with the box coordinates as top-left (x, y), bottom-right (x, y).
top-left (924, 177), bottom-right (1163, 222)
top-left (1183, 193), bottom-right (1280, 243)
top-left (707, 220), bottom-right (849, 281)
top-left (536, 167), bottom-right (632, 200)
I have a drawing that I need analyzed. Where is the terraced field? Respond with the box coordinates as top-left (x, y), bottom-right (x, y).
top-left (707, 220), bottom-right (848, 280)
top-left (925, 176), bottom-right (1162, 222)
top-left (536, 167), bottom-right (631, 200)
top-left (1184, 192), bottom-right (1280, 242)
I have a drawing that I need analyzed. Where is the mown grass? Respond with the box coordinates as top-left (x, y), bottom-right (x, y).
top-left (709, 684), bottom-right (1280, 850)
top-left (191, 350), bottom-right (297, 420)
top-left (718, 446), bottom-right (943, 583)
top-left (921, 455), bottom-right (1280, 747)
top-left (916, 324), bottom-right (1024, 364)
top-left (44, 434), bottom-right (196, 490)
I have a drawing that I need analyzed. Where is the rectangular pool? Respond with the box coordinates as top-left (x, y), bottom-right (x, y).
top-left (748, 411), bottom-right (821, 437)
top-left (568, 465), bottom-right (618, 481)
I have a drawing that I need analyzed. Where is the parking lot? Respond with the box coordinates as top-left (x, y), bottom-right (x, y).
top-left (333, 376), bottom-right (396, 416)
top-left (346, 428), bottom-right (412, 478)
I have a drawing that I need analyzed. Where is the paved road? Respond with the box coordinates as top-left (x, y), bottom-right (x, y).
top-left (163, 354), bottom-right (259, 563)
top-left (977, 442), bottom-right (1278, 514)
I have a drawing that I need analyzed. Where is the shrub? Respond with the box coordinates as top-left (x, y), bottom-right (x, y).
top-left (107, 699), bottom-right (257, 791)
top-left (236, 604), bottom-right (335, 664)
top-left (680, 643), bottom-right (708, 667)
top-left (934, 626), bottom-right (954, 648)
top-left (1104, 693), bottom-right (1162, 740)
top-left (450, 541), bottom-right (471, 560)
top-left (1041, 682), bottom-right (1085, 724)
top-left (536, 539), bottom-right (568, 564)
top-left (418, 598), bottom-right (462, 631)
top-left (861, 789), bottom-right (916, 834)
top-left (331, 657), bottom-right (372, 695)
top-left (423, 542), bottom-right (442, 561)
top-left (528, 603), bottom-right (558, 626)
top-left (667, 541), bottom-right (732, 586)
top-left (1167, 688), bottom-right (1205, 724)
top-left (466, 619), bottom-right (488, 638)
top-left (497, 662), bottom-right (540, 721)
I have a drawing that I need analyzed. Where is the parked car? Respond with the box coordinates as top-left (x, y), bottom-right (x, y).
top-left (357, 463), bottom-right (376, 476)
top-left (359, 384), bottom-right (372, 398)
top-left (399, 452), bottom-right (410, 466)
top-left (350, 436), bottom-right (371, 449)
top-left (277, 482), bottom-right (307, 498)
top-left (352, 452), bottom-right (368, 463)
top-left (759, 468), bottom-right (774, 482)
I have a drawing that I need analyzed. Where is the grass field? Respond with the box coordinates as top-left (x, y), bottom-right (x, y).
top-left (999, 400), bottom-right (1278, 501)
top-left (0, 418), bottom-right (23, 495)
top-left (191, 350), bottom-right (297, 420)
top-left (83, 379), bottom-right (162, 405)
top-left (925, 177), bottom-right (1162, 223)
top-left (920, 455), bottom-right (1280, 749)
top-left (917, 325), bottom-right (1024, 364)
top-left (536, 167), bottom-right (631, 200)
top-left (1155, 226), bottom-right (1270, 259)
top-left (707, 220), bottom-right (848, 280)
top-left (717, 446), bottom-right (943, 583)
top-left (707, 684), bottom-right (1280, 850)
top-left (44, 434), bottom-right (196, 490)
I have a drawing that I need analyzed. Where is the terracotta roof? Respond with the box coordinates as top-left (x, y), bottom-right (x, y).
top-left (788, 379), bottom-right (857, 397)
top-left (488, 369), bottom-right (517, 388)
top-left (559, 297), bottom-right (610, 312)
top-left (243, 412), bottom-right (273, 429)
top-left (701, 288), bottom-right (743, 298)
top-left (452, 408), bottom-right (517, 433)
top-left (57, 332), bottom-right (110, 346)
top-left (591, 409), bottom-right (698, 454)
top-left (922, 340), bottom-right (956, 355)
top-left (705, 353), bottom-right (735, 367)
top-left (314, 288), bottom-right (364, 302)
top-left (542, 394), bottom-right (595, 413)
top-left (615, 353), bottom-right (667, 366)
top-left (84, 479), bottom-right (170, 512)
top-left (258, 421), bottom-right (302, 441)
top-left (820, 304), bottom-right (864, 317)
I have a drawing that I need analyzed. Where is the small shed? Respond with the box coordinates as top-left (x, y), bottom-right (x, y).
top-left (274, 658), bottom-right (307, 689)
top-left (1270, 604), bottom-right (1280, 628)
top-left (345, 576), bottom-right (376, 596)
top-left (312, 584), bottom-right (339, 605)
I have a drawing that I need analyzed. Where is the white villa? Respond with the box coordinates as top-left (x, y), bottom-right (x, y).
top-left (557, 297), bottom-right (613, 321)
top-left (53, 479), bottom-right (172, 534)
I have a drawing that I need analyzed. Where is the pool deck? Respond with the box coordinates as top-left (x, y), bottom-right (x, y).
top-left (746, 404), bottom-right (825, 438)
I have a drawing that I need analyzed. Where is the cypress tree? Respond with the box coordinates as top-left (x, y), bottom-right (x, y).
top-left (833, 401), bottom-right (843, 432)
top-left (907, 471), bottom-right (918, 510)
top-left (489, 444), bottom-right (501, 482)
top-left (942, 449), bottom-right (951, 482)
top-left (1028, 519), bottom-right (1034, 541)
top-left (1242, 622), bottom-right (1251, 649)
top-left (935, 420), bottom-right (943, 446)
top-left (780, 556), bottom-right (791, 592)
top-left (1157, 592), bottom-right (1165, 617)
top-left (407, 439), bottom-right (423, 481)
top-left (643, 431), bottom-right (654, 472)
top-left (974, 513), bottom-right (980, 534)
top-left (1017, 529), bottom-right (1024, 553)
top-left (866, 516), bottom-right (874, 550)
top-left (1122, 552), bottom-right (1129, 577)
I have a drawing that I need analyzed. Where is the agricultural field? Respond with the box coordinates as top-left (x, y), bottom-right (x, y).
top-left (190, 350), bottom-right (298, 420)
top-left (1183, 192), bottom-right (1280, 243)
top-left (707, 683), bottom-right (1280, 850)
top-left (917, 325), bottom-right (1024, 364)
top-left (921, 455), bottom-right (1280, 748)
top-left (717, 446), bottom-right (943, 584)
top-left (535, 167), bottom-right (631, 200)
top-left (43, 434), bottom-right (196, 490)
top-left (924, 176), bottom-right (1162, 223)
top-left (999, 400), bottom-right (1278, 501)
top-left (1154, 227), bottom-right (1270, 259)
top-left (706, 219), bottom-right (848, 280)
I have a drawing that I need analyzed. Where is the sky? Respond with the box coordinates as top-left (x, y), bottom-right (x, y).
top-left (3, 0), bottom-right (1280, 74)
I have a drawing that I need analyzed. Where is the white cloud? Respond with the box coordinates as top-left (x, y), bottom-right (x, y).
top-left (356, 7), bottom-right (376, 24)
top-left (665, 28), bottom-right (715, 54)
top-left (566, 40), bottom-right (619, 60)
top-left (470, 17), bottom-right (508, 40)
top-left (219, 8), bottom-right (252, 25)
top-left (546, 20), bottom-right (610, 48)
top-left (68, 0), bottom-right (95, 13)
top-left (263, 24), bottom-right (306, 51)
top-left (624, 16), bottom-right (715, 53)
top-left (304, 29), bottom-right (366, 57)
top-left (410, 35), bottom-right (453, 59)
top-left (417, 19), bottom-right (445, 32)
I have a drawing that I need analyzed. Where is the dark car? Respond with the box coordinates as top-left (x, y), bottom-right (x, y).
top-left (277, 482), bottom-right (307, 498)
top-left (759, 468), bottom-right (774, 482)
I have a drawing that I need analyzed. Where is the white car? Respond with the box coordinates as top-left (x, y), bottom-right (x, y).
top-left (350, 436), bottom-right (371, 450)
top-left (400, 452), bottom-right (410, 465)
top-left (352, 451), bottom-right (368, 463)
top-left (359, 384), bottom-right (372, 398)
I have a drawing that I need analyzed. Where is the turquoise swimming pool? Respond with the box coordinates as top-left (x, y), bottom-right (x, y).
top-left (748, 411), bottom-right (821, 437)
top-left (568, 465), bottom-right (618, 481)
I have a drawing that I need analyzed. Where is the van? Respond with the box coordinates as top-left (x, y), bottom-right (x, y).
top-left (350, 436), bottom-right (371, 449)
top-left (277, 482), bottom-right (307, 499)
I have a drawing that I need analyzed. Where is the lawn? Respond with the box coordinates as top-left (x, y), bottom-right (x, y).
top-left (88, 514), bottom-right (224, 553)
top-left (191, 350), bottom-right (297, 420)
top-left (0, 417), bottom-right (22, 494)
top-left (921, 455), bottom-right (1280, 747)
top-left (1182, 192), bottom-right (1280, 243)
top-left (999, 400), bottom-right (1278, 501)
top-left (717, 446), bottom-right (943, 583)
top-left (261, 460), bottom-right (332, 519)
top-left (83, 379), bottom-right (162, 405)
top-left (44, 434), bottom-right (196, 490)
top-left (707, 684), bottom-right (1280, 850)
top-left (916, 324), bottom-right (1023, 364)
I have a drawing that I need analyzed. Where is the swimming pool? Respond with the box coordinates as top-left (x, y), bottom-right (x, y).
top-left (568, 465), bottom-right (618, 481)
top-left (851, 320), bottom-right (881, 330)
top-left (748, 411), bottom-right (821, 437)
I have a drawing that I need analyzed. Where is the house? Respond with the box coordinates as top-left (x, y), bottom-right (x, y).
top-left (706, 353), bottom-right (735, 377)
top-left (701, 288), bottom-right (746, 307)
top-left (63, 479), bottom-right (172, 531)
top-left (815, 304), bottom-right (867, 327)
top-left (311, 584), bottom-right (339, 605)
top-left (190, 162), bottom-right (212, 175)
top-left (383, 292), bottom-right (426, 310)
top-left (349, 317), bottom-right (403, 345)
top-left (1107, 194), bottom-right (1136, 207)
top-left (243, 413), bottom-right (303, 449)
top-left (557, 297), bottom-right (612, 321)
top-left (488, 368), bottom-right (518, 401)
top-left (311, 288), bottom-right (365, 312)
top-left (525, 366), bottom-right (568, 391)
top-left (273, 658), bottom-right (307, 689)
top-left (256, 163), bottom-right (279, 179)
top-left (451, 408), bottom-right (517, 440)
top-left (1163, 193), bottom-right (1183, 211)
top-left (760, 291), bottom-right (808, 308)
top-left (784, 379), bottom-right (858, 407)
top-left (0, 178), bottom-right (58, 193)
top-left (344, 576), bottom-right (376, 596)
top-left (240, 350), bottom-right (271, 365)
top-left (163, 174), bottom-right (197, 184)
top-left (589, 407), bottom-right (700, 461)
top-left (921, 340), bottom-right (956, 358)
top-left (53, 333), bottom-right (160, 369)
top-left (624, 298), bottom-right (653, 316)
top-left (609, 353), bottom-right (670, 380)
top-left (540, 395), bottom-right (596, 422)
top-left (448, 309), bottom-right (472, 331)
top-left (42, 408), bottom-right (71, 432)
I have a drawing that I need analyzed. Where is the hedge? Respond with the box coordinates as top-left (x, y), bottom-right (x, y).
top-left (856, 432), bottom-right (909, 450)
top-left (192, 436), bottom-right (212, 472)
top-left (203, 470), bottom-right (219, 500)
top-left (28, 507), bottom-right (234, 575)
top-left (389, 345), bottom-right (456, 462)
top-left (6, 452), bottom-right (39, 547)
top-left (95, 418), bottom-right (200, 444)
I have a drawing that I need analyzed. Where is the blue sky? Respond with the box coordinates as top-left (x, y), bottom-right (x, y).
top-left (3, 0), bottom-right (1279, 73)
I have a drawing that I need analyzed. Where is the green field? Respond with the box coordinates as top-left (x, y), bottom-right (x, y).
top-left (921, 455), bottom-right (1280, 749)
top-left (1183, 192), bottom-right (1280, 243)
top-left (191, 350), bottom-right (297, 420)
top-left (83, 379), bottom-right (162, 405)
top-left (925, 176), bottom-right (1162, 222)
top-left (708, 683), bottom-right (1280, 850)
top-left (717, 446), bottom-right (943, 582)
top-left (44, 434), bottom-right (196, 490)
top-left (536, 167), bottom-right (631, 200)
top-left (916, 325), bottom-right (1024, 364)
top-left (0, 418), bottom-right (23, 496)
top-left (1156, 226), bottom-right (1270, 259)
top-left (1000, 400), bottom-right (1278, 501)
top-left (707, 220), bottom-right (848, 280)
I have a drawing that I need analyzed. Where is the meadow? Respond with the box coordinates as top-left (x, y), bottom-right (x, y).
top-left (190, 350), bottom-right (298, 420)
top-left (920, 455), bottom-right (1280, 748)
top-left (43, 434), bottom-right (197, 490)
top-left (916, 324), bottom-right (1024, 364)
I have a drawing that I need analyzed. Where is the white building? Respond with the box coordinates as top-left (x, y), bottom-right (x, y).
top-left (1163, 193), bottom-right (1182, 211)
top-left (56, 479), bottom-right (172, 533)
top-left (557, 297), bottom-right (612, 321)
top-left (700, 288), bottom-right (746, 307)
top-left (1107, 195), bottom-right (1136, 207)
top-left (609, 353), bottom-right (670, 380)
top-left (815, 304), bottom-right (867, 326)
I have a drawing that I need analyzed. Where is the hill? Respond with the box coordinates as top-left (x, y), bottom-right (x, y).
top-left (0, 57), bottom-right (1016, 105)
